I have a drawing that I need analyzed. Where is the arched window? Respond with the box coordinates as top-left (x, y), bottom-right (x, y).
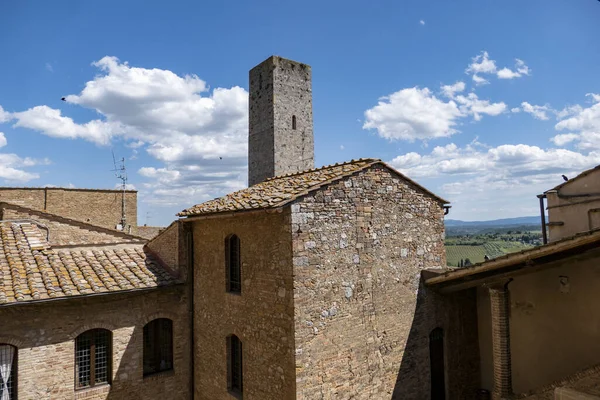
top-left (429, 328), bottom-right (445, 400)
top-left (226, 234), bottom-right (241, 293)
top-left (0, 344), bottom-right (17, 400)
top-left (292, 115), bottom-right (297, 130)
top-left (75, 329), bottom-right (111, 389)
top-left (227, 335), bottom-right (243, 396)
top-left (143, 319), bottom-right (174, 376)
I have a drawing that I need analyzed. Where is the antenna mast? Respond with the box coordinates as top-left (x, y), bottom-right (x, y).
top-left (112, 151), bottom-right (128, 231)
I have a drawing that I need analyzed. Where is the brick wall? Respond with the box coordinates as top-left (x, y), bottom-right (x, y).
top-left (290, 166), bottom-right (478, 399)
top-left (0, 188), bottom-right (137, 233)
top-left (147, 221), bottom-right (188, 280)
top-left (0, 286), bottom-right (190, 400)
top-left (191, 211), bottom-right (296, 400)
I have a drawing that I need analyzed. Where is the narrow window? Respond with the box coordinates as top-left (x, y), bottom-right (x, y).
top-left (143, 319), bottom-right (174, 376)
top-left (227, 335), bottom-right (243, 397)
top-left (226, 234), bottom-right (241, 293)
top-left (292, 115), bottom-right (297, 130)
top-left (429, 328), bottom-right (446, 400)
top-left (259, 74), bottom-right (262, 90)
top-left (0, 344), bottom-right (17, 400)
top-left (75, 329), bottom-right (112, 389)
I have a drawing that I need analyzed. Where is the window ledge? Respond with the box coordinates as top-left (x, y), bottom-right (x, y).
top-left (143, 369), bottom-right (175, 381)
top-left (75, 384), bottom-right (110, 399)
top-left (228, 389), bottom-right (243, 399)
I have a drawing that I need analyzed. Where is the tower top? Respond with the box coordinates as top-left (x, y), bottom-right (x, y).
top-left (247, 56), bottom-right (315, 186)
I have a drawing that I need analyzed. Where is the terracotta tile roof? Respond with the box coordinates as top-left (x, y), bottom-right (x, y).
top-left (178, 158), bottom-right (448, 217)
top-left (0, 221), bottom-right (176, 305)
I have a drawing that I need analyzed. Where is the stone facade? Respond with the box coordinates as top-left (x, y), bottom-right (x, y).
top-left (0, 187), bottom-right (137, 234)
top-left (248, 56), bottom-right (314, 186)
top-left (187, 165), bottom-right (479, 399)
top-left (147, 221), bottom-right (190, 280)
top-left (0, 286), bottom-right (191, 400)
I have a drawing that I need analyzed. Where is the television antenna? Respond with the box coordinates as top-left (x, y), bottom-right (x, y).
top-left (112, 150), bottom-right (128, 231)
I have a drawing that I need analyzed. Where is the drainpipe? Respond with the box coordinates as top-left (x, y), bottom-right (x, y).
top-left (443, 205), bottom-right (451, 215)
top-left (537, 194), bottom-right (547, 244)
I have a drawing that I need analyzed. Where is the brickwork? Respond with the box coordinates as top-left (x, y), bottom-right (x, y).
top-left (289, 165), bottom-right (457, 399)
top-left (489, 282), bottom-right (514, 399)
top-left (248, 56), bottom-right (314, 186)
top-left (0, 286), bottom-right (190, 399)
top-left (146, 221), bottom-right (189, 280)
top-left (191, 211), bottom-right (296, 400)
top-left (0, 187), bottom-right (137, 233)
top-left (137, 226), bottom-right (164, 240)
top-left (0, 203), bottom-right (144, 247)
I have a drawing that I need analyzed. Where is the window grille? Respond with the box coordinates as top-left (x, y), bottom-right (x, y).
top-left (0, 344), bottom-right (16, 400)
top-left (143, 319), bottom-right (174, 376)
top-left (75, 329), bottom-right (111, 389)
top-left (226, 235), bottom-right (241, 293)
top-left (227, 335), bottom-right (243, 397)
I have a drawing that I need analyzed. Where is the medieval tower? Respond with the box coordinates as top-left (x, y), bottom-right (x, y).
top-left (248, 56), bottom-right (315, 186)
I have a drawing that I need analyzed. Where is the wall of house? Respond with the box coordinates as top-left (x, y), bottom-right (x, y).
top-left (191, 211), bottom-right (296, 400)
top-left (0, 188), bottom-right (137, 233)
top-left (290, 165), bottom-right (480, 399)
top-left (546, 169), bottom-right (600, 241)
top-left (0, 286), bottom-right (190, 400)
top-left (146, 221), bottom-right (185, 279)
top-left (477, 253), bottom-right (600, 394)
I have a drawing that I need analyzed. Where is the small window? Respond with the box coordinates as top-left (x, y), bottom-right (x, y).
top-left (143, 319), bottom-right (174, 376)
top-left (0, 344), bottom-right (17, 400)
top-left (227, 335), bottom-right (243, 397)
top-left (226, 234), bottom-right (241, 293)
top-left (259, 74), bottom-right (262, 90)
top-left (75, 329), bottom-right (111, 389)
top-left (292, 115), bottom-right (297, 130)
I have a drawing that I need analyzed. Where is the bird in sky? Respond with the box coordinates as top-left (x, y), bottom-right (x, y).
top-left (562, 175), bottom-right (568, 182)
top-left (61, 97), bottom-right (66, 101)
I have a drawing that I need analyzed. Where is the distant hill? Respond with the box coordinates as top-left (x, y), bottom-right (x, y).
top-left (445, 216), bottom-right (542, 227)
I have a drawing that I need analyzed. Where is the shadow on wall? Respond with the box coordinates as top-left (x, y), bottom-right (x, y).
top-left (392, 279), bottom-right (481, 400)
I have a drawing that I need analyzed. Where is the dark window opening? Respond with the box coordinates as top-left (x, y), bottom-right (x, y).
top-left (143, 319), bottom-right (174, 376)
top-left (75, 329), bottom-right (111, 389)
top-left (0, 344), bottom-right (17, 400)
top-left (429, 328), bottom-right (446, 400)
top-left (227, 335), bottom-right (243, 397)
top-left (292, 115), bottom-right (297, 130)
top-left (226, 234), bottom-right (241, 293)
top-left (259, 74), bottom-right (262, 90)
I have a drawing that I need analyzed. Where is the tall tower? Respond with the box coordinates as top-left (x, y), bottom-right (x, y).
top-left (248, 56), bottom-right (315, 186)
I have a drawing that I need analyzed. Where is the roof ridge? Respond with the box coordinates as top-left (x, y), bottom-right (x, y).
top-left (263, 158), bottom-right (381, 182)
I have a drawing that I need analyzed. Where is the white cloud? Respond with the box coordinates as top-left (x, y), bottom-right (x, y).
top-left (0, 106), bottom-right (10, 123)
top-left (465, 52), bottom-right (530, 85)
top-left (553, 93), bottom-right (600, 150)
top-left (1, 56), bottom-right (249, 207)
top-left (389, 142), bottom-right (600, 220)
top-left (551, 133), bottom-right (579, 146)
top-left (0, 153), bottom-right (43, 182)
top-left (454, 92), bottom-right (507, 121)
top-left (521, 102), bottom-right (551, 120)
top-left (419, 20), bottom-right (425, 25)
top-left (363, 87), bottom-right (462, 141)
top-left (45, 63), bottom-right (54, 73)
top-left (441, 81), bottom-right (465, 98)
top-left (0, 132), bottom-right (6, 148)
top-left (511, 107), bottom-right (521, 113)
top-left (340, 145), bottom-right (345, 150)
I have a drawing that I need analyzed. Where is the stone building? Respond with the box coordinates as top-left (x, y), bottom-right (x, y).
top-left (0, 202), bottom-right (192, 399)
top-left (173, 56), bottom-right (479, 400)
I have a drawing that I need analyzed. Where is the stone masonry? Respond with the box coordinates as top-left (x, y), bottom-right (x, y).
top-left (248, 56), bottom-right (314, 186)
top-left (0, 187), bottom-right (137, 233)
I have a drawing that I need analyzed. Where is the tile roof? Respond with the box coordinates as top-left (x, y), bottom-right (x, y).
top-left (178, 158), bottom-right (448, 217)
top-left (0, 221), bottom-right (177, 305)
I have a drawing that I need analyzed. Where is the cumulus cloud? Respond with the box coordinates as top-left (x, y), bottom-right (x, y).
top-left (1, 56), bottom-right (249, 207)
top-left (553, 93), bottom-right (600, 150)
top-left (0, 153), bottom-right (44, 182)
top-left (0, 106), bottom-right (10, 123)
top-left (363, 79), bottom-right (507, 141)
top-left (0, 132), bottom-right (6, 148)
top-left (521, 102), bottom-right (551, 120)
top-left (389, 141), bottom-right (600, 219)
top-left (465, 52), bottom-right (530, 85)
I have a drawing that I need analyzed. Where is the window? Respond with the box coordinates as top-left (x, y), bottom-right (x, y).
top-left (292, 115), bottom-right (297, 130)
top-left (226, 234), bottom-right (241, 293)
top-left (143, 319), bottom-right (174, 376)
top-left (75, 329), bottom-right (111, 389)
top-left (429, 328), bottom-right (445, 400)
top-left (0, 344), bottom-right (16, 400)
top-left (227, 335), bottom-right (243, 397)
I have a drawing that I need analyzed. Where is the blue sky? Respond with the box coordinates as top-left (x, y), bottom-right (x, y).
top-left (1, 0), bottom-right (599, 226)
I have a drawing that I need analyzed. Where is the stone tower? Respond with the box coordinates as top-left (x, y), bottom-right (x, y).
top-left (248, 56), bottom-right (315, 186)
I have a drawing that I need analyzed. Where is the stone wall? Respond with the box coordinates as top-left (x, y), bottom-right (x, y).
top-left (137, 226), bottom-right (164, 240)
top-left (0, 286), bottom-right (190, 400)
top-left (191, 210), bottom-right (296, 400)
top-left (0, 187), bottom-right (137, 233)
top-left (290, 166), bottom-right (478, 399)
top-left (0, 202), bottom-right (144, 247)
top-left (147, 221), bottom-right (188, 280)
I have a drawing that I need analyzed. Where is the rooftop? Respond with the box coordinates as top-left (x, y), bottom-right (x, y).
top-left (179, 158), bottom-right (448, 217)
top-left (0, 221), bottom-right (177, 306)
